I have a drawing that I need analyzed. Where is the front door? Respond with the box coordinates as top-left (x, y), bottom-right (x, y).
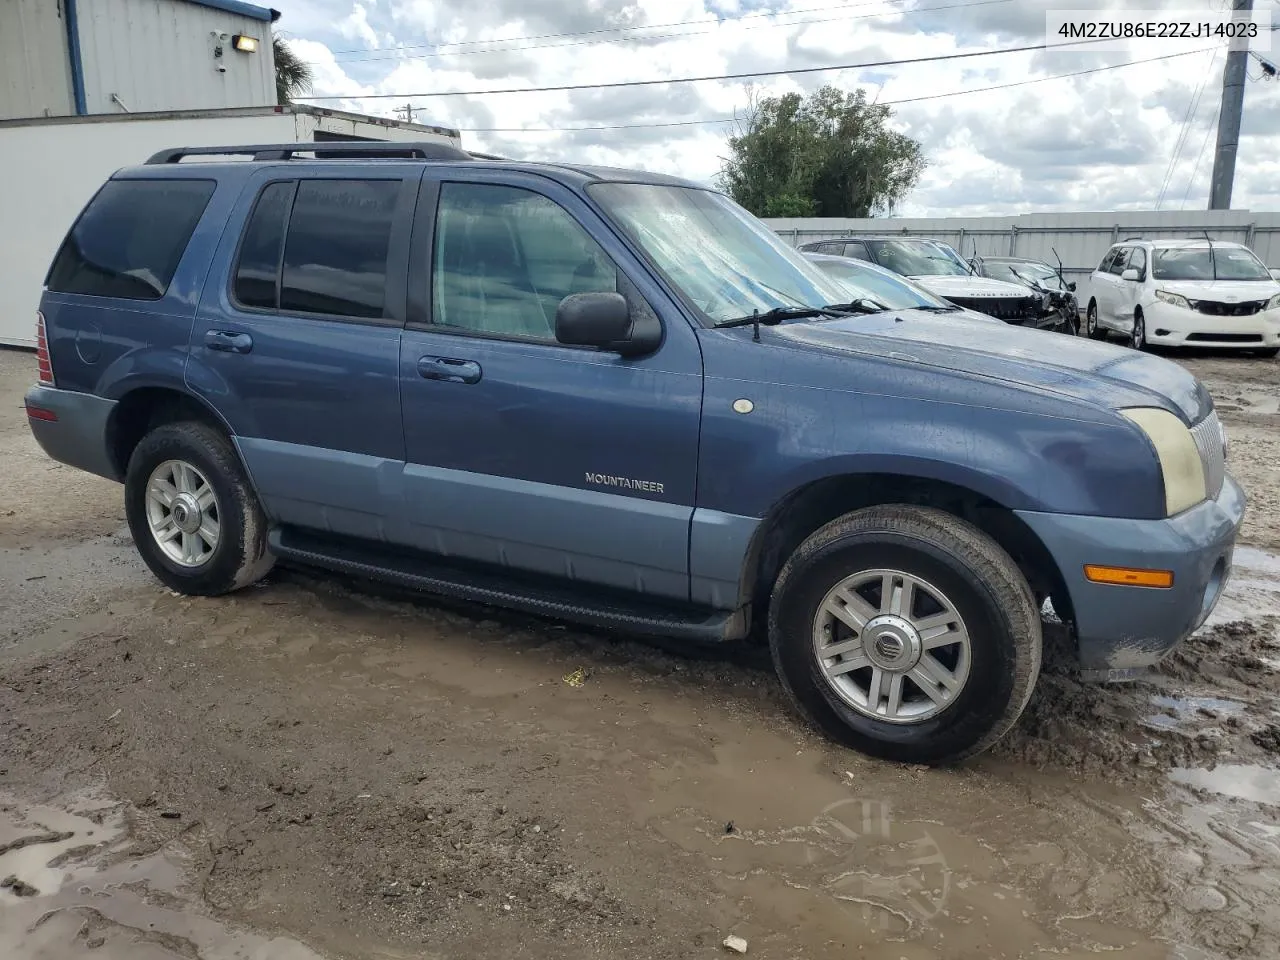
top-left (397, 174), bottom-right (703, 601)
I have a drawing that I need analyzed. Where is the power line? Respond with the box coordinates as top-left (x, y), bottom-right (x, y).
top-left (1181, 101), bottom-right (1222, 208)
top-left (323, 0), bottom-right (897, 59)
top-left (447, 46), bottom-right (1215, 133)
top-left (1156, 47), bottom-right (1219, 209)
top-left (295, 37), bottom-right (1120, 102)
top-left (321, 0), bottom-right (1013, 66)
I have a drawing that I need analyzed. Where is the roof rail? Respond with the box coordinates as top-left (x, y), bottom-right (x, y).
top-left (144, 141), bottom-right (474, 164)
top-left (1122, 236), bottom-right (1145, 241)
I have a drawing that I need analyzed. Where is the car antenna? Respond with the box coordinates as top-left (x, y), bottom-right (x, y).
top-left (1052, 246), bottom-right (1067, 285)
top-left (1203, 230), bottom-right (1216, 280)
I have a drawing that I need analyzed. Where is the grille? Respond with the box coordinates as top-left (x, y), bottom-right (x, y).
top-left (946, 295), bottom-right (1040, 321)
top-left (1194, 299), bottom-right (1267, 317)
top-left (1190, 410), bottom-right (1225, 499)
top-left (1186, 333), bottom-right (1263, 343)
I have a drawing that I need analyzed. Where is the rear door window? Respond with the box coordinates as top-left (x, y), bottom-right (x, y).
top-left (233, 181), bottom-right (295, 310)
top-left (47, 179), bottom-right (215, 300)
top-left (842, 241), bottom-right (869, 260)
top-left (279, 179), bottom-right (400, 319)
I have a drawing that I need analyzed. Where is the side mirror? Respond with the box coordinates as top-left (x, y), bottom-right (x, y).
top-left (555, 292), bottom-right (657, 356)
top-left (1067, 281), bottom-right (1077, 292)
top-left (1121, 268), bottom-right (1140, 282)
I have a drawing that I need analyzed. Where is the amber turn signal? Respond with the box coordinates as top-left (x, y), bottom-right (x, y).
top-left (1083, 565), bottom-right (1174, 588)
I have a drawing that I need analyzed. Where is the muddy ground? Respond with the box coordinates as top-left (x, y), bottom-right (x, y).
top-left (1, 346), bottom-right (1278, 960)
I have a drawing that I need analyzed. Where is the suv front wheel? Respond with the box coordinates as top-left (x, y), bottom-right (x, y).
top-left (768, 505), bottom-right (1041, 765)
top-left (125, 421), bottom-right (275, 596)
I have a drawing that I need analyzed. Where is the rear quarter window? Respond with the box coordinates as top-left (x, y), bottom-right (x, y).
top-left (46, 179), bottom-right (216, 300)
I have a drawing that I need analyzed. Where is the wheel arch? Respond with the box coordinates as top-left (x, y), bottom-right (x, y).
top-left (106, 385), bottom-right (239, 480)
top-left (738, 472), bottom-right (1074, 640)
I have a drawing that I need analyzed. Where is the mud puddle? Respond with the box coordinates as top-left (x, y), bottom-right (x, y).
top-left (0, 790), bottom-right (326, 959)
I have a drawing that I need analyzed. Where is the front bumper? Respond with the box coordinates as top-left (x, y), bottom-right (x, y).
top-left (1015, 474), bottom-right (1246, 679)
top-left (1144, 301), bottom-right (1280, 349)
top-left (25, 384), bottom-right (120, 481)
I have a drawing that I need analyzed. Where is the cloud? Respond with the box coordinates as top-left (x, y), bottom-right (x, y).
top-left (280, 0), bottom-right (1280, 216)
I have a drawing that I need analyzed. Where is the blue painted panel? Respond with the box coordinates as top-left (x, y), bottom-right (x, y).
top-left (694, 326), bottom-right (1169, 521)
top-left (400, 463), bottom-right (691, 599)
top-left (689, 509), bottom-right (760, 609)
top-left (236, 437), bottom-right (402, 535)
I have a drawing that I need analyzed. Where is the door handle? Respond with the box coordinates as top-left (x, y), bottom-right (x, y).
top-left (417, 355), bottom-right (482, 384)
top-left (204, 330), bottom-right (254, 354)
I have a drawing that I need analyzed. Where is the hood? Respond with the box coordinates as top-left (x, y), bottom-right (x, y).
top-left (909, 274), bottom-right (1037, 300)
top-left (1152, 278), bottom-right (1280, 302)
top-left (772, 311), bottom-right (1211, 423)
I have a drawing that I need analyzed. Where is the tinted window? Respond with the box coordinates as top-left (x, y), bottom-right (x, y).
top-left (433, 183), bottom-right (617, 340)
top-left (233, 181), bottom-right (294, 309)
top-left (842, 241), bottom-right (869, 260)
top-left (1108, 247), bottom-right (1131, 275)
top-left (47, 179), bottom-right (215, 300)
top-left (280, 179), bottom-right (399, 319)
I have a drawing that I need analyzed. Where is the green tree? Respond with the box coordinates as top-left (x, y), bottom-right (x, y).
top-left (273, 36), bottom-right (314, 105)
top-left (719, 86), bottom-right (925, 218)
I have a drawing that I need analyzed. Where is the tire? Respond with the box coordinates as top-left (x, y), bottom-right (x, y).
top-left (1131, 311), bottom-right (1147, 351)
top-left (1255, 347), bottom-right (1279, 359)
top-left (125, 420), bottom-right (275, 596)
top-left (767, 505), bottom-right (1041, 766)
top-left (1085, 300), bottom-right (1106, 340)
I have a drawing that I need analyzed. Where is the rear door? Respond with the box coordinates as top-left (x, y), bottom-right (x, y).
top-left (187, 165), bottom-right (420, 539)
top-left (396, 171), bottom-right (704, 601)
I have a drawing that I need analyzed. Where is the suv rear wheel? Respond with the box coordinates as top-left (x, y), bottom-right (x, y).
top-left (125, 421), bottom-right (275, 596)
top-left (768, 505), bottom-right (1041, 765)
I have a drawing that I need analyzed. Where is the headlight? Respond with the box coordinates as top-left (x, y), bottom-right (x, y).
top-left (1267, 293), bottom-right (1280, 311)
top-left (1155, 290), bottom-right (1192, 309)
top-left (1119, 407), bottom-right (1206, 516)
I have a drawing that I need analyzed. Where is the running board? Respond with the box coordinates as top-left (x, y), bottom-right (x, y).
top-left (268, 527), bottom-right (748, 644)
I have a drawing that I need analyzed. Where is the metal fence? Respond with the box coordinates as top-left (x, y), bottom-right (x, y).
top-left (765, 210), bottom-right (1280, 310)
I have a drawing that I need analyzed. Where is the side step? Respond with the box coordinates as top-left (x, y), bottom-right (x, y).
top-left (267, 527), bottom-right (749, 644)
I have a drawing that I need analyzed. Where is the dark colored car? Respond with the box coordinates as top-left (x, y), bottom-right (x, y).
top-left (971, 256), bottom-right (1080, 335)
top-left (799, 236), bottom-right (1070, 331)
top-left (24, 141), bottom-right (1243, 766)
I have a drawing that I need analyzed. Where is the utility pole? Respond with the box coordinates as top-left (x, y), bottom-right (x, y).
top-left (1208, 0), bottom-right (1253, 209)
top-left (394, 102), bottom-right (417, 124)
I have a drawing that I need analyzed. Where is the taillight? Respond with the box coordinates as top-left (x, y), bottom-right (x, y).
top-left (36, 311), bottom-right (53, 385)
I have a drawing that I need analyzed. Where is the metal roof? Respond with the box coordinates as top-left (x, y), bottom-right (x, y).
top-left (182, 0), bottom-right (279, 23)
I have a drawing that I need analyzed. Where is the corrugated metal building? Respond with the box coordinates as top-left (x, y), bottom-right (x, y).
top-left (1, 0), bottom-right (277, 121)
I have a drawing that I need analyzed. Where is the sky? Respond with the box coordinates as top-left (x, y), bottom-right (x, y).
top-left (272, 0), bottom-right (1280, 216)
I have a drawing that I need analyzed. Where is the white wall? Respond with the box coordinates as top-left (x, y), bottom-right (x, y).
top-left (0, 0), bottom-right (75, 120)
top-left (0, 109), bottom-right (463, 347)
top-left (77, 0), bottom-right (276, 115)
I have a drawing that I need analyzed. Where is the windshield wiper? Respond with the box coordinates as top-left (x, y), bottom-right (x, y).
top-left (822, 298), bottom-right (888, 314)
top-left (911, 304), bottom-right (961, 312)
top-left (714, 305), bottom-right (835, 329)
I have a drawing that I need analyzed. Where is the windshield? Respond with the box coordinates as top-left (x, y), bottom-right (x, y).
top-left (811, 258), bottom-right (952, 310)
top-left (984, 260), bottom-right (1063, 288)
top-left (588, 183), bottom-right (849, 323)
top-left (866, 239), bottom-right (971, 277)
top-left (1152, 245), bottom-right (1272, 281)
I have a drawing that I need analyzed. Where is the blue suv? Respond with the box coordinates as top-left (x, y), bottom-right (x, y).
top-left (25, 142), bottom-right (1245, 765)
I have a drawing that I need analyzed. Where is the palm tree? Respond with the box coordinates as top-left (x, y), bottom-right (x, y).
top-left (273, 36), bottom-right (313, 105)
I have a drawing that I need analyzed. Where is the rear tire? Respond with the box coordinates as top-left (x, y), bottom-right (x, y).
top-left (1085, 300), bottom-right (1106, 340)
top-left (767, 505), bottom-right (1041, 766)
top-left (125, 421), bottom-right (274, 596)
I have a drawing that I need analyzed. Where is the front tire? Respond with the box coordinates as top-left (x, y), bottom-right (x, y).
top-left (1255, 347), bottom-right (1279, 359)
top-left (125, 421), bottom-right (275, 596)
top-left (1131, 311), bottom-right (1147, 351)
top-left (768, 505), bottom-right (1041, 766)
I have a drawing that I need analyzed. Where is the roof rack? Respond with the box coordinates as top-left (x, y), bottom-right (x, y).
top-left (144, 141), bottom-right (474, 164)
top-left (1122, 236), bottom-right (1145, 241)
